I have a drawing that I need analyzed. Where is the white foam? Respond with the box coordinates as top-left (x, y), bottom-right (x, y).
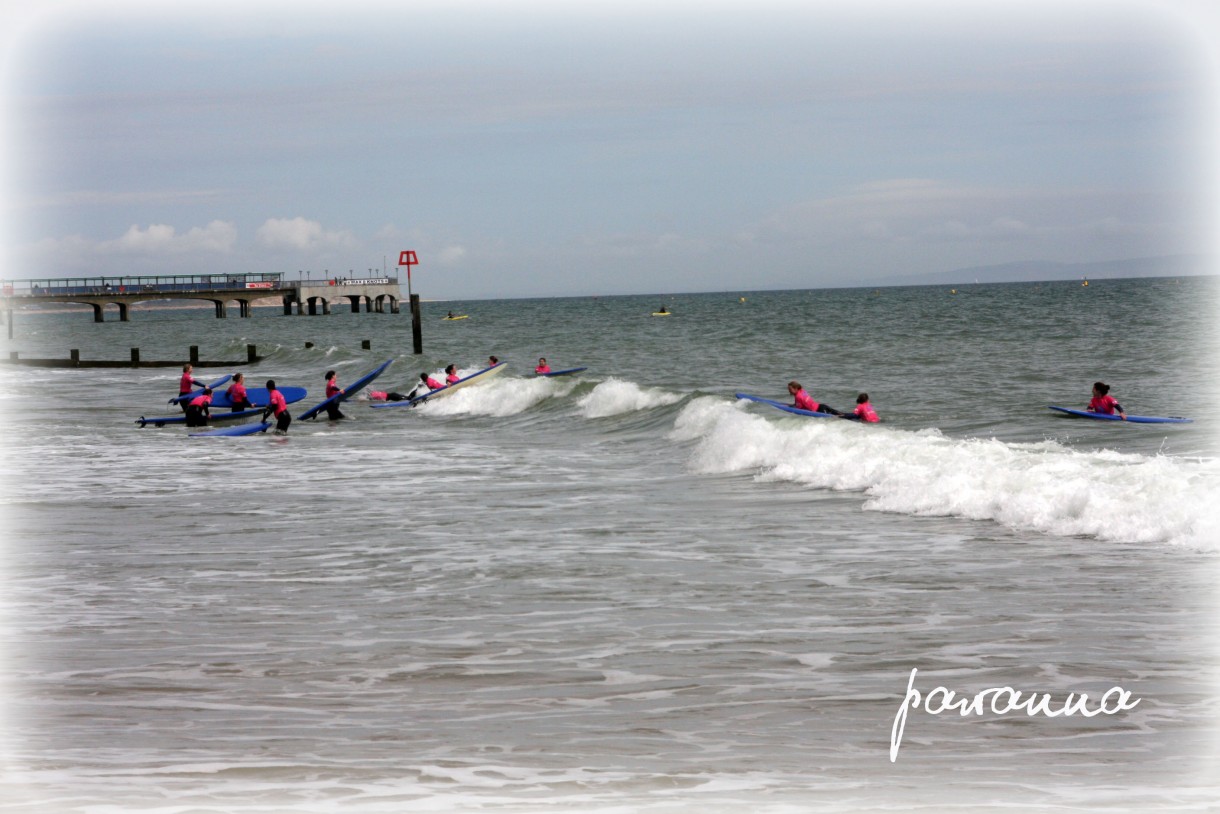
top-left (576, 378), bottom-right (683, 418)
top-left (417, 376), bottom-right (576, 417)
top-left (673, 398), bottom-right (1220, 549)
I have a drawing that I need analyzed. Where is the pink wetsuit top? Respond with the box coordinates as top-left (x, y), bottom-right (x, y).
top-left (426, 377), bottom-right (444, 390)
top-left (227, 382), bottom-right (247, 403)
top-left (1088, 394), bottom-right (1120, 415)
top-left (326, 380), bottom-right (342, 399)
top-left (189, 393), bottom-right (211, 408)
top-left (446, 372), bottom-right (460, 384)
top-left (853, 402), bottom-right (879, 422)
top-left (179, 371), bottom-right (197, 394)
top-left (268, 389), bottom-right (287, 416)
top-left (793, 389), bottom-right (819, 412)
top-left (535, 365), bottom-right (551, 374)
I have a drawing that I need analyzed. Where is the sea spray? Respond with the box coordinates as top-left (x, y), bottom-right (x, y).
top-left (673, 397), bottom-right (1220, 548)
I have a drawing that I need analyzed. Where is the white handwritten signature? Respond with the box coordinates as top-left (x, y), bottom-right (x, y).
top-left (890, 667), bottom-right (1141, 762)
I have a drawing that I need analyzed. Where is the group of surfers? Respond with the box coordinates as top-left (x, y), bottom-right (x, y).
top-left (179, 362), bottom-right (1129, 435)
top-left (178, 364), bottom-right (348, 434)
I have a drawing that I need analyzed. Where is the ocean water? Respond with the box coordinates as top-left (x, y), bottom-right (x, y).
top-left (0, 277), bottom-right (1217, 812)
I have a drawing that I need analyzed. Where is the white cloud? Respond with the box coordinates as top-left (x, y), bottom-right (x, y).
top-left (436, 245), bottom-right (467, 265)
top-left (99, 220), bottom-right (237, 254)
top-left (256, 217), bottom-right (357, 250)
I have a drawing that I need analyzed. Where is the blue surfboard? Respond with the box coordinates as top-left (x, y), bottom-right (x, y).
top-left (299, 359), bottom-right (394, 421)
top-left (1047, 405), bottom-right (1192, 424)
top-left (537, 367), bottom-right (587, 377)
top-left (372, 362), bottom-right (507, 409)
top-left (189, 422), bottom-right (272, 438)
top-left (170, 374), bottom-right (232, 404)
top-left (137, 407), bottom-right (265, 427)
top-left (735, 392), bottom-right (839, 418)
top-left (207, 385), bottom-right (307, 410)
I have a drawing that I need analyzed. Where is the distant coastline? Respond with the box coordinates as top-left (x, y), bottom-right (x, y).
top-left (871, 254), bottom-right (1215, 287)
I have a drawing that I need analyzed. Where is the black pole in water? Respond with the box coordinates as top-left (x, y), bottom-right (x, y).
top-left (410, 294), bottom-right (423, 354)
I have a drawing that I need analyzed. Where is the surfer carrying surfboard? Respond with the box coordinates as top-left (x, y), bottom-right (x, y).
top-left (787, 381), bottom-right (844, 416)
top-left (1087, 382), bottom-right (1127, 420)
top-left (262, 380), bottom-right (292, 434)
top-left (225, 373), bottom-right (254, 412)
top-left (178, 364), bottom-right (206, 412)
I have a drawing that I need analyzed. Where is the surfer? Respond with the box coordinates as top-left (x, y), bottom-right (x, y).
top-left (657, 305), bottom-right (668, 314)
top-left (787, 381), bottom-right (844, 416)
top-left (445, 364), bottom-right (460, 385)
top-left (1087, 382), bottom-right (1127, 420)
top-left (535, 357), bottom-right (551, 375)
top-left (184, 388), bottom-right (213, 427)
top-left (225, 372), bottom-right (253, 411)
top-left (262, 380), bottom-right (292, 434)
top-left (488, 355), bottom-right (499, 367)
top-left (178, 364), bottom-right (206, 412)
top-left (406, 371), bottom-right (445, 400)
top-left (844, 393), bottom-right (880, 422)
top-left (324, 370), bottom-right (346, 420)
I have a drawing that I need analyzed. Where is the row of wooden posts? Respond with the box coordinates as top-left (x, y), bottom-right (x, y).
top-left (4, 340), bottom-right (376, 368)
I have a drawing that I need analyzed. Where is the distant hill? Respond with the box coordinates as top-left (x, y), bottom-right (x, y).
top-left (874, 255), bottom-right (1215, 287)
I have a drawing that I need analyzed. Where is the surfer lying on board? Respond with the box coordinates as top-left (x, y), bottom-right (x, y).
top-left (225, 372), bottom-right (253, 411)
top-left (405, 372), bottom-right (446, 401)
top-left (185, 388), bottom-right (213, 427)
top-left (535, 357), bottom-right (551, 374)
top-left (843, 393), bottom-right (880, 422)
top-left (445, 364), bottom-right (461, 385)
top-left (1087, 382), bottom-right (1126, 420)
top-left (262, 380), bottom-right (291, 434)
top-left (787, 381), bottom-right (844, 416)
top-left (324, 370), bottom-right (346, 420)
top-left (178, 363), bottom-right (206, 411)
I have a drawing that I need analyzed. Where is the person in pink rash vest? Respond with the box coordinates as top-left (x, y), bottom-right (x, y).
top-left (787, 380), bottom-right (843, 416)
top-left (1087, 381), bottom-right (1126, 420)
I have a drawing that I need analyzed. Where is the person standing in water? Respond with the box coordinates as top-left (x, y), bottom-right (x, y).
top-left (535, 357), bottom-right (551, 374)
top-left (324, 370), bottom-right (346, 420)
top-left (177, 364), bottom-right (206, 411)
top-left (184, 388), bottom-right (213, 427)
top-left (262, 380), bottom-right (292, 434)
top-left (225, 372), bottom-right (253, 411)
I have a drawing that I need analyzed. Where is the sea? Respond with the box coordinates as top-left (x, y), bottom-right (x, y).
top-left (0, 276), bottom-right (1217, 813)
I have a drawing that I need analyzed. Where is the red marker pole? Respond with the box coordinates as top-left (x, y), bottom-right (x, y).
top-left (398, 251), bottom-right (422, 354)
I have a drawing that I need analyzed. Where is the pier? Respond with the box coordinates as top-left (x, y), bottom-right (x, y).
top-left (0, 273), bottom-right (403, 323)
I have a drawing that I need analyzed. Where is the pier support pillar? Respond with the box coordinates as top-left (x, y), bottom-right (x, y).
top-left (247, 344), bottom-right (258, 363)
top-left (190, 346), bottom-right (199, 364)
top-left (240, 300), bottom-right (251, 318)
top-left (92, 303), bottom-right (104, 323)
top-left (131, 348), bottom-right (140, 366)
top-left (118, 302), bottom-right (129, 322)
top-left (71, 349), bottom-right (80, 365)
top-left (214, 300), bottom-right (226, 318)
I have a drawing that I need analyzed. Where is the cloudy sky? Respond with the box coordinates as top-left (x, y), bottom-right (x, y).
top-left (1, 0), bottom-right (1218, 299)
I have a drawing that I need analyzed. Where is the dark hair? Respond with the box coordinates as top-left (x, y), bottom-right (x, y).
top-left (266, 379), bottom-right (276, 390)
top-left (203, 387), bottom-right (213, 395)
top-left (233, 373), bottom-right (243, 382)
top-left (419, 372), bottom-right (430, 382)
top-left (1093, 381), bottom-right (1110, 395)
top-left (857, 393), bottom-right (869, 404)
top-left (489, 356), bottom-right (499, 365)
top-left (325, 370), bottom-right (336, 380)
top-left (445, 364), bottom-right (456, 374)
top-left (788, 380), bottom-right (802, 390)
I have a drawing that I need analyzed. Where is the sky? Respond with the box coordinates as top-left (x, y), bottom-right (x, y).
top-left (1, 0), bottom-right (1218, 299)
